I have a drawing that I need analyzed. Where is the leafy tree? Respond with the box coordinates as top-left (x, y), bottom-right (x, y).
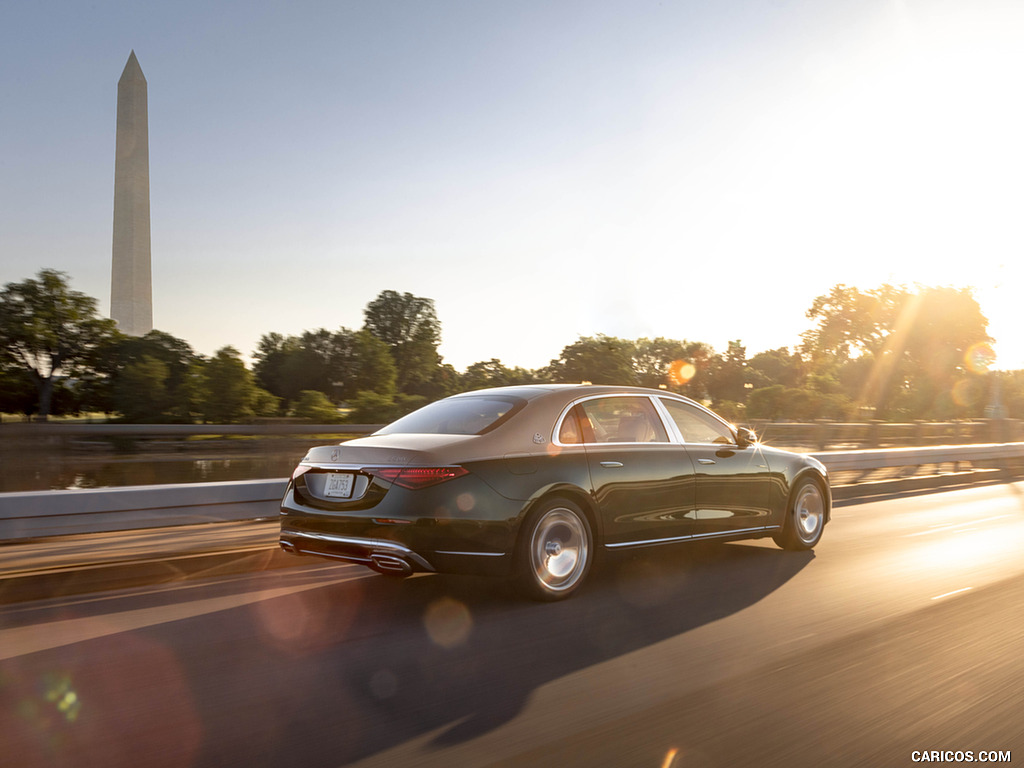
top-left (747, 347), bottom-right (804, 390)
top-left (801, 283), bottom-right (991, 418)
top-left (547, 335), bottom-right (636, 385)
top-left (0, 362), bottom-right (36, 416)
top-left (253, 332), bottom-right (299, 398)
top-left (801, 284), bottom-right (905, 363)
top-left (706, 340), bottom-right (749, 407)
top-left (363, 290), bottom-right (442, 393)
top-left (292, 390), bottom-right (341, 422)
top-left (346, 390), bottom-right (426, 423)
top-left (631, 337), bottom-right (715, 400)
top-left (0, 269), bottom-right (117, 419)
top-left (80, 330), bottom-right (202, 421)
top-left (332, 329), bottom-right (398, 401)
top-left (747, 385), bottom-right (786, 420)
top-left (251, 388), bottom-right (281, 418)
top-left (898, 287), bottom-right (991, 416)
top-left (115, 355), bottom-right (171, 422)
top-left (254, 327), bottom-right (398, 405)
top-left (461, 359), bottom-right (538, 391)
top-left (197, 347), bottom-right (258, 423)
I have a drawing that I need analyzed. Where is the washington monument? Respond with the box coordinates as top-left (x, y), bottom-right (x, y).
top-left (110, 50), bottom-right (153, 336)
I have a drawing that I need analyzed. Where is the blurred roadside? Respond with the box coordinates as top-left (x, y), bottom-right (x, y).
top-left (0, 520), bottom-right (294, 605)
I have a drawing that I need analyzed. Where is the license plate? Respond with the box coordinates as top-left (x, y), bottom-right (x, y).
top-left (324, 472), bottom-right (354, 498)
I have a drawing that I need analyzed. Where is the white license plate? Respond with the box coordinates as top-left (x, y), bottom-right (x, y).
top-left (324, 472), bottom-right (354, 498)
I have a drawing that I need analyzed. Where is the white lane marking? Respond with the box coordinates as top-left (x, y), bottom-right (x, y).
top-left (931, 587), bottom-right (973, 600)
top-left (904, 515), bottom-right (1012, 537)
top-left (0, 571), bottom-right (372, 661)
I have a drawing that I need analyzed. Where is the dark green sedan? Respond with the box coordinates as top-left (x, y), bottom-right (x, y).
top-left (279, 384), bottom-right (830, 600)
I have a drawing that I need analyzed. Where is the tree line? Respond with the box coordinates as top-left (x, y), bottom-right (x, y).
top-left (1, 269), bottom-right (1020, 423)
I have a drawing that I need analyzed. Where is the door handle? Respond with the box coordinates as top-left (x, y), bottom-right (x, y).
top-left (600, 461), bottom-right (624, 468)
top-left (697, 458), bottom-right (716, 465)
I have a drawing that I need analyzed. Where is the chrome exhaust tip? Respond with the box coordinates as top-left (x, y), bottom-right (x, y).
top-left (370, 553), bottom-right (414, 576)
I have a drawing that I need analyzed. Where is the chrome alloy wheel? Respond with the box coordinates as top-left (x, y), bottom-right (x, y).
top-left (792, 482), bottom-right (824, 545)
top-left (528, 505), bottom-right (590, 596)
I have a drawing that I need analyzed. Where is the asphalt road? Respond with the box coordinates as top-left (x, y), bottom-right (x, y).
top-left (3, 483), bottom-right (1024, 768)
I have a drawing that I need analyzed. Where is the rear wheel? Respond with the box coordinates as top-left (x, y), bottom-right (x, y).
top-left (773, 478), bottom-right (825, 550)
top-left (516, 498), bottom-right (593, 601)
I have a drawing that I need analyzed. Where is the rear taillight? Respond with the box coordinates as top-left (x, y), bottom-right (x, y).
top-left (372, 466), bottom-right (469, 490)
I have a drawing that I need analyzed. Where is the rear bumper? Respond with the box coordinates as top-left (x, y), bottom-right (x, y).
top-left (279, 530), bottom-right (437, 574)
top-left (279, 478), bottom-right (522, 576)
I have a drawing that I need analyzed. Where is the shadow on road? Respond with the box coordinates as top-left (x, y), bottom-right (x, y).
top-left (183, 542), bottom-right (812, 767)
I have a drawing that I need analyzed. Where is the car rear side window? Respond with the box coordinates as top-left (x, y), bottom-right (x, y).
top-left (377, 396), bottom-right (526, 436)
top-left (577, 397), bottom-right (669, 443)
top-left (660, 398), bottom-right (734, 444)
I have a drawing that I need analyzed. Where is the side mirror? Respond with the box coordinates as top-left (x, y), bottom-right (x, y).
top-left (736, 427), bottom-right (757, 447)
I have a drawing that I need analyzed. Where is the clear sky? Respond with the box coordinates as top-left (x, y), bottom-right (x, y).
top-left (3, 0), bottom-right (1023, 371)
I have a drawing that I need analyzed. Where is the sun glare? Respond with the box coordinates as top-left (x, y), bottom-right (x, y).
top-left (639, 1), bottom-right (1024, 368)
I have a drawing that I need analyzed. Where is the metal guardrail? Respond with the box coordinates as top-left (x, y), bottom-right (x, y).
top-left (1, 443), bottom-right (1022, 542)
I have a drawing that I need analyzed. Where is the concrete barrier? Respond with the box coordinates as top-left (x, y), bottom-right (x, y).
top-left (0, 479), bottom-right (287, 541)
top-left (2, 443), bottom-right (1023, 542)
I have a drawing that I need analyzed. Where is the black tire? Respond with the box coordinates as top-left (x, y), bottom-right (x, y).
top-left (516, 498), bottom-right (593, 601)
top-left (773, 478), bottom-right (826, 551)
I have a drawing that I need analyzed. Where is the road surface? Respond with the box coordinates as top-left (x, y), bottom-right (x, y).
top-left (3, 483), bottom-right (1023, 767)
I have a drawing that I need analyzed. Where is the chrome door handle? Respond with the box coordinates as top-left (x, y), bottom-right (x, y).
top-left (600, 461), bottom-right (624, 468)
top-left (697, 458), bottom-right (716, 465)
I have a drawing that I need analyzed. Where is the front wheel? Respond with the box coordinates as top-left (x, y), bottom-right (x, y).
top-left (773, 478), bottom-right (826, 551)
top-left (516, 498), bottom-right (593, 601)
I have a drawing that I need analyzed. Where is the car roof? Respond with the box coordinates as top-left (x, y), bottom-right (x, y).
top-left (449, 383), bottom-right (700, 406)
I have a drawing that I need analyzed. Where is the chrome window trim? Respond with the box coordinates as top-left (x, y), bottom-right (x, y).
top-left (655, 394), bottom-right (741, 448)
top-left (551, 393), bottom-right (675, 448)
top-left (551, 392), bottom-right (740, 449)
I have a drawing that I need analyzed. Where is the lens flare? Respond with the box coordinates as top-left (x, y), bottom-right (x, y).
top-left (668, 360), bottom-right (696, 386)
top-left (952, 378), bottom-right (981, 408)
top-left (44, 673), bottom-right (81, 723)
top-left (424, 598), bottom-right (473, 648)
top-left (965, 342), bottom-right (996, 374)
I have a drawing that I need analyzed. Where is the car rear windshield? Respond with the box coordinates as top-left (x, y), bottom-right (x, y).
top-left (376, 396), bottom-right (526, 436)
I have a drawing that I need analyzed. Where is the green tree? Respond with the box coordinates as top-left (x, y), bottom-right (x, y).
top-left (363, 290), bottom-right (442, 394)
top-left (254, 327), bottom-right (398, 405)
top-left (292, 390), bottom-right (341, 422)
top-left (801, 283), bottom-right (990, 418)
top-left (332, 329), bottom-right (398, 401)
top-left (706, 340), bottom-right (749, 407)
top-left (547, 335), bottom-right (636, 385)
top-left (83, 330), bottom-right (202, 421)
top-left (461, 359), bottom-right (538, 391)
top-left (115, 355), bottom-right (171, 422)
top-left (197, 347), bottom-right (257, 423)
top-left (0, 361), bottom-right (37, 416)
top-left (801, 284), bottom-right (906, 363)
top-left (747, 347), bottom-right (805, 390)
top-left (0, 269), bottom-right (117, 419)
top-left (252, 332), bottom-right (299, 398)
top-left (747, 385), bottom-right (786, 420)
top-left (631, 337), bottom-right (715, 399)
top-left (346, 390), bottom-right (426, 423)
